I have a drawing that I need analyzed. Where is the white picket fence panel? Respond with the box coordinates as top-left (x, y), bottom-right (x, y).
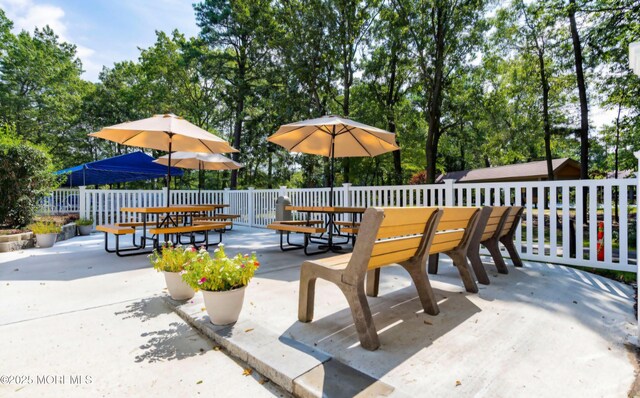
top-left (40, 178), bottom-right (637, 272)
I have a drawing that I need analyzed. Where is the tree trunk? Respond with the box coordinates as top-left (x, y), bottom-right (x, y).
top-left (537, 47), bottom-right (554, 181)
top-left (425, 7), bottom-right (446, 185)
top-left (386, 41), bottom-right (403, 185)
top-left (568, 0), bottom-right (589, 180)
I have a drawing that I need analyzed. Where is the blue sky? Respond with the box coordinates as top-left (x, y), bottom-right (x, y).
top-left (0, 0), bottom-right (200, 81)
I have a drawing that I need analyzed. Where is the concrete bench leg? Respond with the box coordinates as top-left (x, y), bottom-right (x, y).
top-left (400, 260), bottom-right (439, 315)
top-left (484, 238), bottom-right (509, 274)
top-left (449, 251), bottom-right (479, 293)
top-left (427, 253), bottom-right (440, 275)
top-left (500, 235), bottom-right (523, 267)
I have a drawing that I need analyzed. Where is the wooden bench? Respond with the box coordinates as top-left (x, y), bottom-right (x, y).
top-left (194, 214), bottom-right (240, 230)
top-left (115, 222), bottom-right (146, 228)
top-left (298, 207), bottom-right (442, 351)
top-left (364, 207), bottom-right (481, 297)
top-left (149, 223), bottom-right (226, 249)
top-left (466, 206), bottom-right (512, 284)
top-left (423, 207), bottom-right (482, 293)
top-left (267, 222), bottom-right (327, 255)
top-left (96, 224), bottom-right (145, 257)
top-left (334, 221), bottom-right (361, 227)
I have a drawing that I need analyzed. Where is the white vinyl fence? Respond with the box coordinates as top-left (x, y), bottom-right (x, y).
top-left (40, 179), bottom-right (637, 272)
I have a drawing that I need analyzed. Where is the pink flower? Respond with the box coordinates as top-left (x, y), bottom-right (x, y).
top-left (198, 277), bottom-right (207, 285)
top-left (191, 247), bottom-right (197, 252)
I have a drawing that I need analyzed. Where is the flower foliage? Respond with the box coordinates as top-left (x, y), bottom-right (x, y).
top-left (149, 241), bottom-right (199, 273)
top-left (181, 244), bottom-right (260, 292)
top-left (28, 220), bottom-right (61, 234)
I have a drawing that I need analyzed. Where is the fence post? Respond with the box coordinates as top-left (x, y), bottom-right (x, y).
top-left (342, 183), bottom-right (352, 207)
top-left (223, 188), bottom-right (230, 208)
top-left (444, 179), bottom-right (456, 206)
top-left (634, 151), bottom-right (640, 341)
top-left (248, 187), bottom-right (255, 227)
top-left (162, 187), bottom-right (168, 207)
top-left (79, 186), bottom-right (87, 220)
top-left (279, 185), bottom-right (287, 198)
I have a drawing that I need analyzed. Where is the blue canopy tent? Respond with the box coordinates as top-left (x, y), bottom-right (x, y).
top-left (56, 151), bottom-right (183, 187)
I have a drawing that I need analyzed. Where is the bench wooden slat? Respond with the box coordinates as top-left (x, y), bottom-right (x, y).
top-left (273, 220), bottom-right (324, 226)
top-left (267, 223), bottom-right (325, 234)
top-left (193, 221), bottom-right (232, 227)
top-left (115, 222), bottom-right (146, 227)
top-left (341, 227), bottom-right (359, 234)
top-left (334, 221), bottom-right (361, 227)
top-left (149, 224), bottom-right (221, 235)
top-left (195, 214), bottom-right (240, 221)
top-left (96, 224), bottom-right (135, 235)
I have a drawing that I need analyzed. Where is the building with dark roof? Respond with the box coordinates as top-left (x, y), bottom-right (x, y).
top-left (436, 158), bottom-right (581, 183)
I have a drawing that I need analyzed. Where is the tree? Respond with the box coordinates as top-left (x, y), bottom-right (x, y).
top-left (195, 0), bottom-right (275, 188)
top-left (394, 0), bottom-right (488, 183)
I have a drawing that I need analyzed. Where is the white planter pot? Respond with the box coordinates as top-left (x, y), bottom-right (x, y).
top-left (35, 233), bottom-right (57, 248)
top-left (163, 271), bottom-right (195, 300)
top-left (78, 225), bottom-right (92, 236)
top-left (202, 286), bottom-right (247, 325)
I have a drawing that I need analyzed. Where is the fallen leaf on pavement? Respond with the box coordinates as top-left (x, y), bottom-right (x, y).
top-left (243, 368), bottom-right (253, 376)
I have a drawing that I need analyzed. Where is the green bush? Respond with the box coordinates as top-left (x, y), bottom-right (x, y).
top-left (0, 140), bottom-right (60, 227)
top-left (75, 218), bottom-right (93, 226)
top-left (28, 221), bottom-right (61, 234)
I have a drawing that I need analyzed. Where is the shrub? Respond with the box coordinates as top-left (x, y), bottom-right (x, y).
top-left (182, 244), bottom-right (260, 292)
top-left (75, 218), bottom-right (93, 226)
top-left (28, 220), bottom-right (61, 234)
top-left (409, 170), bottom-right (428, 185)
top-left (0, 139), bottom-right (60, 227)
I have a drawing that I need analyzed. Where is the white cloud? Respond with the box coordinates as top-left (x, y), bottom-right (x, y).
top-left (0, 0), bottom-right (99, 80)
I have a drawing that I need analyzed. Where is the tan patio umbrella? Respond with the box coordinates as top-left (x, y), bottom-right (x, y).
top-left (89, 113), bottom-right (238, 206)
top-left (154, 152), bottom-right (243, 204)
top-left (267, 115), bottom-right (399, 205)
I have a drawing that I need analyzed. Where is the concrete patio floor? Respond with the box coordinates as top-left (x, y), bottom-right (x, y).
top-left (1, 226), bottom-right (638, 397)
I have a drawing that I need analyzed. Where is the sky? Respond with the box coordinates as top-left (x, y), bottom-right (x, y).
top-left (0, 0), bottom-right (200, 82)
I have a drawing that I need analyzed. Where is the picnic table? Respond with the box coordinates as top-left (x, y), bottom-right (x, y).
top-left (285, 205), bottom-right (366, 253)
top-left (98, 204), bottom-right (227, 256)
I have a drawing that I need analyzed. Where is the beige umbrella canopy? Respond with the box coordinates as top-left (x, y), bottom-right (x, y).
top-left (267, 115), bottom-right (399, 158)
top-left (267, 115), bottom-right (399, 205)
top-left (155, 152), bottom-right (243, 204)
top-left (90, 113), bottom-right (238, 206)
top-left (154, 152), bottom-right (243, 171)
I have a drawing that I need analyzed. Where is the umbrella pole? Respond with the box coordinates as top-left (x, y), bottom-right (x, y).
top-left (330, 126), bottom-right (336, 207)
top-left (198, 162), bottom-right (202, 205)
top-left (166, 140), bottom-right (172, 207)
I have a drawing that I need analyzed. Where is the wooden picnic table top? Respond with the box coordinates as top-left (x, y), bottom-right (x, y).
top-left (120, 205), bottom-right (219, 213)
top-left (286, 205), bottom-right (367, 214)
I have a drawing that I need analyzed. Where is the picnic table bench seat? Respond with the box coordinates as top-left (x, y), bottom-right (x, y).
top-left (96, 224), bottom-right (143, 257)
top-left (149, 223), bottom-right (226, 249)
top-left (267, 222), bottom-right (326, 255)
top-left (115, 221), bottom-right (146, 228)
top-left (298, 207), bottom-right (443, 351)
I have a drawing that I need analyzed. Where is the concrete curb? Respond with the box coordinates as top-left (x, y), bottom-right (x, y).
top-left (163, 296), bottom-right (406, 398)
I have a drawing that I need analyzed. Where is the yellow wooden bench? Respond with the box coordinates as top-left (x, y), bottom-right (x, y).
top-left (267, 222), bottom-right (327, 255)
top-left (115, 221), bottom-right (146, 228)
top-left (298, 207), bottom-right (442, 351)
top-left (149, 223), bottom-right (226, 249)
top-left (96, 224), bottom-right (144, 257)
top-left (194, 214), bottom-right (240, 230)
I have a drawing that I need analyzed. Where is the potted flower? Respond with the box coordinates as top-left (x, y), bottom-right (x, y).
top-left (28, 221), bottom-right (62, 248)
top-left (75, 218), bottom-right (93, 236)
top-left (182, 244), bottom-right (260, 325)
top-left (149, 242), bottom-right (198, 300)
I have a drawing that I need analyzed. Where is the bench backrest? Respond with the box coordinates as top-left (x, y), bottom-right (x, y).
top-left (429, 207), bottom-right (481, 254)
top-left (499, 206), bottom-right (524, 238)
top-left (345, 207), bottom-right (442, 280)
top-left (480, 206), bottom-right (510, 242)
